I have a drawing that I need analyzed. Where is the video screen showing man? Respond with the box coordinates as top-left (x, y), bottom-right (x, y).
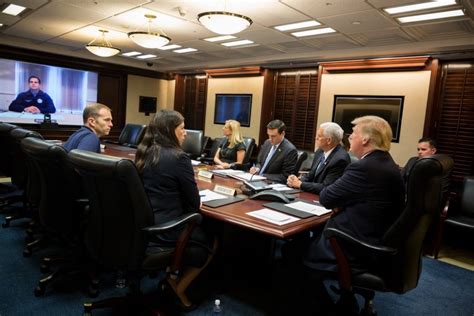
top-left (9, 75), bottom-right (56, 114)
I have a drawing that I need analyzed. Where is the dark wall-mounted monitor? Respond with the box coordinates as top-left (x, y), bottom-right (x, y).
top-left (214, 94), bottom-right (252, 127)
top-left (139, 96), bottom-right (157, 115)
top-left (332, 95), bottom-right (404, 142)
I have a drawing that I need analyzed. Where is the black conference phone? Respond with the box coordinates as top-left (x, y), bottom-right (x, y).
top-left (249, 190), bottom-right (295, 204)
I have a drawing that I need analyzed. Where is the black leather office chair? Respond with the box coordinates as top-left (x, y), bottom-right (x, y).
top-left (68, 149), bottom-right (204, 315)
top-left (294, 150), bottom-right (308, 174)
top-left (0, 123), bottom-right (19, 198)
top-left (199, 137), bottom-right (224, 164)
top-left (433, 176), bottom-right (474, 259)
top-left (182, 129), bottom-right (207, 159)
top-left (242, 137), bottom-right (256, 165)
top-left (117, 123), bottom-right (146, 147)
top-left (299, 150), bottom-right (316, 173)
top-left (2, 128), bottom-right (43, 227)
top-left (321, 154), bottom-right (453, 315)
top-left (20, 137), bottom-right (89, 295)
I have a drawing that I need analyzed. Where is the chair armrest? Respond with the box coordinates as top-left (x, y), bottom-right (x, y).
top-left (324, 227), bottom-right (397, 256)
top-left (142, 213), bottom-right (202, 235)
top-left (102, 139), bottom-right (119, 144)
top-left (142, 213), bottom-right (203, 272)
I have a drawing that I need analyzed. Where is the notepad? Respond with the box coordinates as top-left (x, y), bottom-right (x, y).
top-left (285, 201), bottom-right (332, 216)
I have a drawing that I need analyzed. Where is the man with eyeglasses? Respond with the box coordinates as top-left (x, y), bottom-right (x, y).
top-left (9, 75), bottom-right (56, 114)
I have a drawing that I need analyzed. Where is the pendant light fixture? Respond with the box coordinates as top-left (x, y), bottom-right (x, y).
top-left (85, 30), bottom-right (121, 57)
top-left (128, 14), bottom-right (171, 49)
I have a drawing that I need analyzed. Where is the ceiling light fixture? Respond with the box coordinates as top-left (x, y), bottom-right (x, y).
top-left (198, 11), bottom-right (252, 35)
top-left (397, 9), bottom-right (464, 23)
top-left (2, 3), bottom-right (26, 16)
top-left (384, 0), bottom-right (457, 15)
top-left (173, 48), bottom-right (198, 54)
top-left (128, 14), bottom-right (171, 49)
top-left (85, 30), bottom-right (121, 57)
top-left (122, 51), bottom-right (142, 57)
top-left (221, 39), bottom-right (254, 47)
top-left (158, 44), bottom-right (182, 50)
top-left (204, 35), bottom-right (237, 42)
top-left (291, 27), bottom-right (336, 37)
top-left (274, 20), bottom-right (321, 31)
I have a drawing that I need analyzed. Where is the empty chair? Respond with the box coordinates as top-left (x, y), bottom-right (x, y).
top-left (117, 124), bottom-right (146, 147)
top-left (242, 137), bottom-right (256, 165)
top-left (68, 149), bottom-right (205, 315)
top-left (182, 129), bottom-right (207, 159)
top-left (298, 150), bottom-right (316, 173)
top-left (434, 176), bottom-right (474, 259)
top-left (318, 154), bottom-right (453, 315)
top-left (0, 123), bottom-right (19, 197)
top-left (199, 137), bottom-right (224, 164)
top-left (294, 150), bottom-right (308, 174)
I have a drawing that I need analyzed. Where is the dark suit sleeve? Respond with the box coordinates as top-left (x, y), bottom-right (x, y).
top-left (177, 154), bottom-right (200, 212)
top-left (319, 163), bottom-right (366, 209)
top-left (301, 158), bottom-right (348, 194)
top-left (264, 146), bottom-right (298, 183)
top-left (41, 92), bottom-right (56, 114)
top-left (8, 93), bottom-right (26, 112)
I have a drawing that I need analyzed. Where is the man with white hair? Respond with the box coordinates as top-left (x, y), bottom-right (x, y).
top-left (287, 122), bottom-right (351, 194)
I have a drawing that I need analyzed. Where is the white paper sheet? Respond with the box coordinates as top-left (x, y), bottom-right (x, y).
top-left (269, 183), bottom-right (293, 191)
top-left (284, 201), bottom-right (332, 216)
top-left (212, 169), bottom-right (244, 176)
top-left (199, 189), bottom-right (227, 202)
top-left (191, 159), bottom-right (201, 166)
top-left (229, 172), bottom-right (266, 181)
top-left (247, 208), bottom-right (300, 226)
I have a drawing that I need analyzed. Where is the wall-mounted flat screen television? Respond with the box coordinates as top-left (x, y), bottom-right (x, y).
top-left (214, 94), bottom-right (252, 127)
top-left (332, 95), bottom-right (404, 142)
top-left (139, 96), bottom-right (157, 115)
top-left (0, 58), bottom-right (98, 126)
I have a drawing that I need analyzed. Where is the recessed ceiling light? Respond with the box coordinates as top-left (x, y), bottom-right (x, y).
top-left (158, 44), bottom-right (182, 50)
top-left (291, 27), bottom-right (336, 37)
top-left (122, 51), bottom-right (142, 57)
top-left (173, 48), bottom-right (198, 53)
top-left (221, 39), bottom-right (254, 47)
top-left (136, 54), bottom-right (157, 59)
top-left (2, 4), bottom-right (26, 16)
top-left (204, 35), bottom-right (237, 42)
top-left (384, 0), bottom-right (457, 15)
top-left (274, 20), bottom-right (321, 31)
top-left (397, 9), bottom-right (464, 23)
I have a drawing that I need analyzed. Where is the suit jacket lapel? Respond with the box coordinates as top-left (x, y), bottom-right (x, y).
top-left (314, 145), bottom-right (340, 178)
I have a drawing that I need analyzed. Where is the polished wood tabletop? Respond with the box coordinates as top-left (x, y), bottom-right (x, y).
top-left (103, 143), bottom-right (330, 238)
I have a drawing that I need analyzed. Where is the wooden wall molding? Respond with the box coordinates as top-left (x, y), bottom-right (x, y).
top-left (205, 67), bottom-right (262, 78)
top-left (320, 56), bottom-right (432, 73)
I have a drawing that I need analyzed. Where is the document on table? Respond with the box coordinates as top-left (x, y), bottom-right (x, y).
top-left (211, 169), bottom-right (244, 176)
top-left (199, 189), bottom-right (227, 202)
top-left (247, 208), bottom-right (300, 226)
top-left (268, 183), bottom-right (293, 192)
top-left (285, 201), bottom-right (332, 216)
top-left (191, 159), bottom-right (201, 166)
top-left (229, 172), bottom-right (266, 181)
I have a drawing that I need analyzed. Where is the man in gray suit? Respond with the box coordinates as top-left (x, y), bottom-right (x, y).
top-left (250, 120), bottom-right (297, 183)
top-left (287, 122), bottom-right (351, 194)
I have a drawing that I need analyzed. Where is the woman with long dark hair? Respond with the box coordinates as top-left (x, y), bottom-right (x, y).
top-left (135, 109), bottom-right (215, 310)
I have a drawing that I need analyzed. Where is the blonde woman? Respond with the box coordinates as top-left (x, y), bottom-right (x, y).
top-left (214, 119), bottom-right (246, 169)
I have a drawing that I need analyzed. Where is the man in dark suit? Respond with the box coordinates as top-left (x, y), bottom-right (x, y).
top-left (250, 120), bottom-right (297, 183)
top-left (302, 116), bottom-right (405, 313)
top-left (287, 122), bottom-right (351, 194)
top-left (401, 137), bottom-right (437, 183)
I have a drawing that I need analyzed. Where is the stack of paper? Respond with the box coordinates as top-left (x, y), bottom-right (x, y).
top-left (229, 172), bottom-right (266, 181)
top-left (199, 189), bottom-right (228, 202)
top-left (247, 208), bottom-right (300, 225)
top-left (285, 201), bottom-right (332, 216)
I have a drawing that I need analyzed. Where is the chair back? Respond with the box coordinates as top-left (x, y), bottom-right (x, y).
top-left (460, 176), bottom-right (474, 218)
top-left (0, 122), bottom-right (18, 177)
top-left (21, 137), bottom-right (83, 235)
top-left (209, 137), bottom-right (225, 160)
top-left (242, 137), bottom-right (256, 164)
top-left (10, 128), bottom-right (43, 193)
top-left (294, 150), bottom-right (308, 173)
top-left (299, 150), bottom-right (315, 172)
top-left (182, 129), bottom-right (206, 158)
top-left (382, 154), bottom-right (453, 293)
top-left (118, 124), bottom-right (146, 147)
top-left (68, 149), bottom-right (154, 269)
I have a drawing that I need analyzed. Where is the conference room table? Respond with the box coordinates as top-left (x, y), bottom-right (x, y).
top-left (102, 143), bottom-right (330, 239)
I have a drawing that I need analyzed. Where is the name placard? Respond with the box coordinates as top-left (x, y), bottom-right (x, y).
top-left (214, 184), bottom-right (236, 196)
top-left (198, 170), bottom-right (214, 179)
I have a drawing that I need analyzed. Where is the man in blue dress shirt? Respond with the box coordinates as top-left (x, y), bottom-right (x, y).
top-left (63, 103), bottom-right (113, 153)
top-left (9, 75), bottom-right (56, 114)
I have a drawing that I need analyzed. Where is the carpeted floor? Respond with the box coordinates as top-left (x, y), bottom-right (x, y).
top-left (1, 212), bottom-right (474, 316)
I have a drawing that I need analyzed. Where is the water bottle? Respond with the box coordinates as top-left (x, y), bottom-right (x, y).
top-left (213, 299), bottom-right (222, 315)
